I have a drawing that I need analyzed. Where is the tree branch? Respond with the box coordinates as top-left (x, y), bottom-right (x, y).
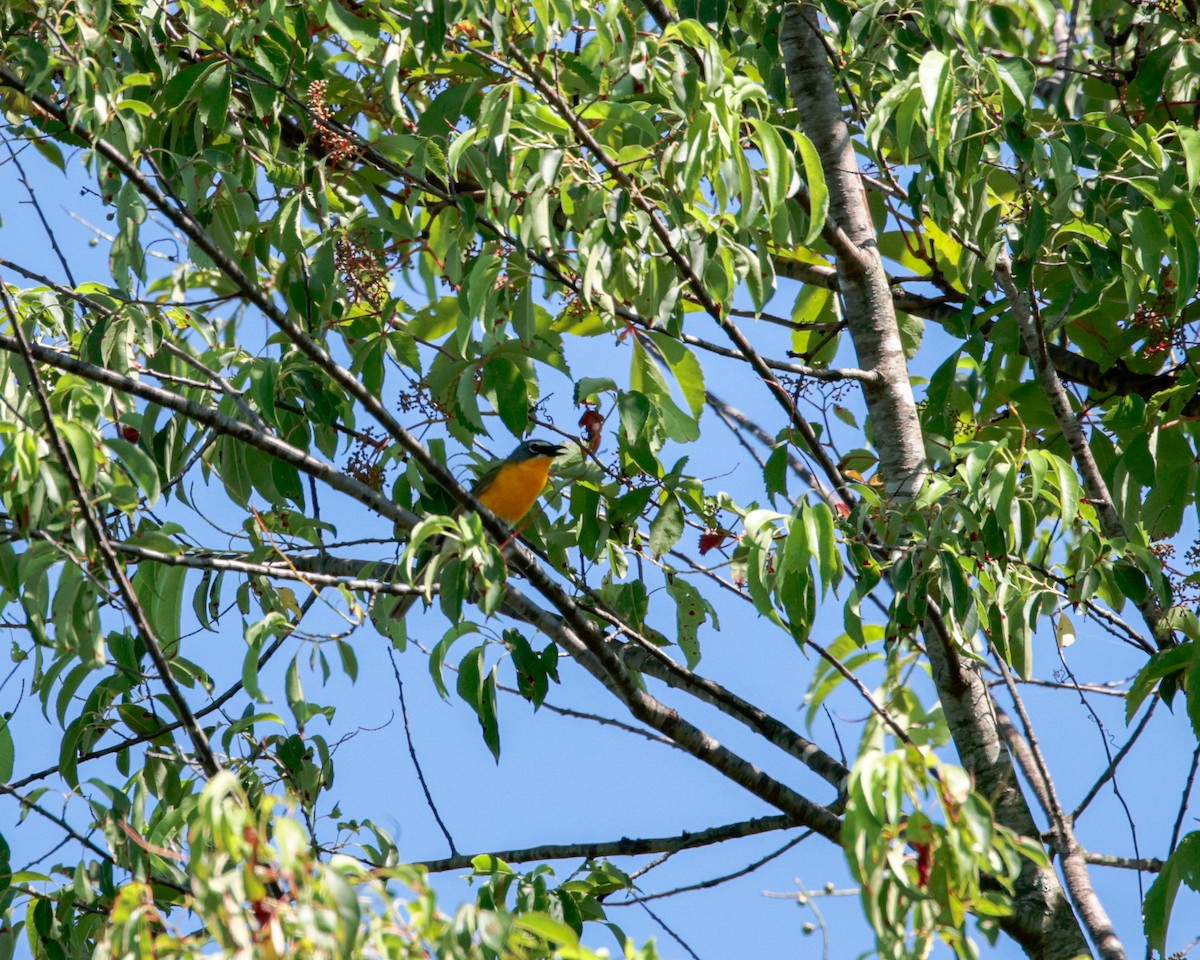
top-left (994, 660), bottom-right (1127, 960)
top-left (111, 541), bottom-right (426, 598)
top-left (414, 813), bottom-right (798, 873)
top-left (996, 254), bottom-right (1173, 649)
top-left (779, 5), bottom-right (925, 502)
top-left (0, 330), bottom-right (417, 528)
top-left (617, 643), bottom-right (849, 799)
top-left (614, 831), bottom-right (811, 904)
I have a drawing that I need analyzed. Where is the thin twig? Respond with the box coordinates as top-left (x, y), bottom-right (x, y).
top-left (3, 142), bottom-right (76, 285)
top-left (111, 541), bottom-right (426, 596)
top-left (615, 831), bottom-right (812, 904)
top-left (1071, 700), bottom-right (1156, 822)
top-left (494, 684), bottom-right (678, 749)
top-left (637, 900), bottom-right (704, 960)
top-left (1054, 645), bottom-right (1144, 904)
top-left (1170, 744), bottom-right (1200, 856)
top-left (0, 781), bottom-right (113, 865)
top-left (387, 647), bottom-right (458, 857)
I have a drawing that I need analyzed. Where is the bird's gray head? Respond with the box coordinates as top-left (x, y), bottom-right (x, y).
top-left (512, 438), bottom-right (568, 462)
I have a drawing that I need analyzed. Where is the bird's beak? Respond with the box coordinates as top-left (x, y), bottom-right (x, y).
top-left (548, 443), bottom-right (569, 458)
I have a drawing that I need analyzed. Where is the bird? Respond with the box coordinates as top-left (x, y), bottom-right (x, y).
top-left (467, 438), bottom-right (568, 525)
top-left (387, 438), bottom-right (568, 621)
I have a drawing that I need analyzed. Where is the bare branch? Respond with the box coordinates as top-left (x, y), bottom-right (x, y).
top-left (415, 814), bottom-right (799, 873)
top-left (614, 832), bottom-right (812, 905)
top-left (112, 541), bottom-right (425, 597)
top-left (616, 643), bottom-right (849, 798)
top-left (995, 659), bottom-right (1127, 960)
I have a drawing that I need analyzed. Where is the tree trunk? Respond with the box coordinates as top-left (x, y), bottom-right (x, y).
top-left (780, 4), bottom-right (1094, 957)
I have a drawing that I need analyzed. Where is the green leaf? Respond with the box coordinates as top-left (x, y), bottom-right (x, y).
top-left (242, 633), bottom-right (267, 704)
top-left (777, 511), bottom-right (816, 643)
top-left (283, 658), bottom-right (313, 731)
top-left (320, 0), bottom-right (376, 47)
top-left (647, 333), bottom-right (706, 418)
top-left (58, 717), bottom-right (82, 789)
top-left (429, 622), bottom-right (481, 700)
top-left (504, 630), bottom-right (554, 707)
top-left (1126, 643), bottom-right (1196, 722)
top-left (161, 61), bottom-right (213, 107)
top-left (1177, 124), bottom-right (1200, 194)
top-left (763, 445), bottom-right (790, 504)
top-left (198, 63), bottom-right (230, 128)
top-left (336, 639), bottom-right (358, 683)
top-left (993, 58), bottom-right (1034, 116)
top-left (1128, 42), bottom-right (1179, 107)
top-left (1143, 428), bottom-right (1195, 539)
top-left (515, 914), bottom-right (581, 947)
top-left (667, 577), bottom-right (714, 668)
top-left (630, 338), bottom-right (699, 442)
top-left (1048, 452), bottom-right (1079, 527)
top-left (104, 436), bottom-right (162, 506)
top-left (407, 296), bottom-right (459, 341)
top-left (0, 714), bottom-right (13, 782)
top-left (574, 377), bottom-right (619, 403)
top-left (649, 494), bottom-right (684, 556)
top-left (457, 645), bottom-right (500, 759)
top-left (453, 365), bottom-right (487, 435)
top-left (896, 311), bottom-right (924, 359)
top-left (130, 561), bottom-right (186, 653)
top-left (749, 118), bottom-right (796, 213)
top-left (481, 356), bottom-right (530, 436)
top-left (1145, 832), bottom-right (1200, 953)
top-left (806, 500), bottom-right (842, 596)
top-left (919, 50), bottom-right (950, 118)
top-left (792, 131), bottom-right (828, 245)
top-left (918, 49), bottom-right (952, 165)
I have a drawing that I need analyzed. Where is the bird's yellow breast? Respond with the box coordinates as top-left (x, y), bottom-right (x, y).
top-left (476, 456), bottom-right (554, 523)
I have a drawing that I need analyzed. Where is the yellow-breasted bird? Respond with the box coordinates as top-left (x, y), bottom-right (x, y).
top-left (468, 438), bottom-right (568, 524)
top-left (389, 438), bottom-right (567, 620)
